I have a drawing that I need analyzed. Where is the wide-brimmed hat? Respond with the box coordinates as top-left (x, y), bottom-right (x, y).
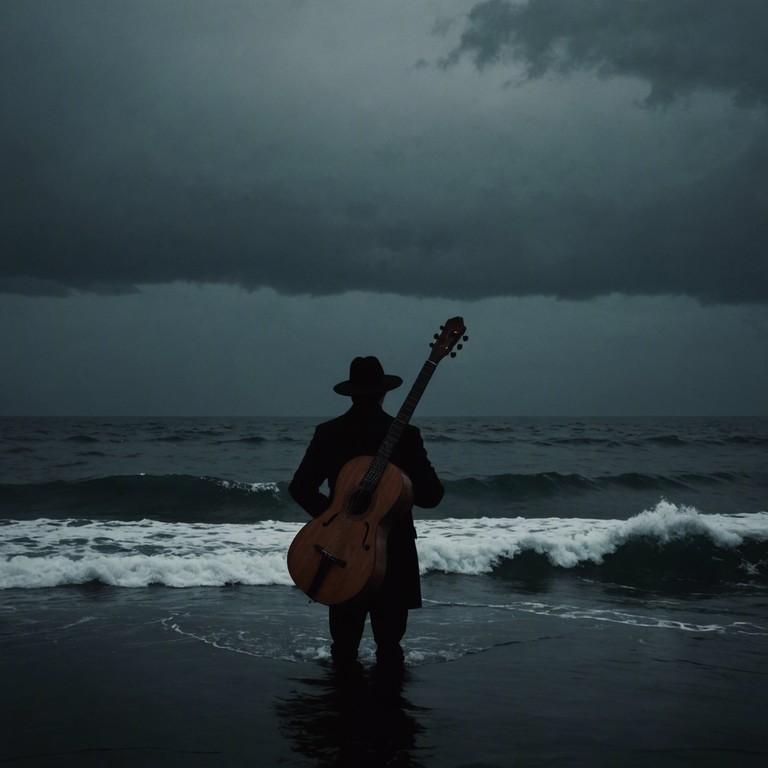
top-left (333, 356), bottom-right (402, 396)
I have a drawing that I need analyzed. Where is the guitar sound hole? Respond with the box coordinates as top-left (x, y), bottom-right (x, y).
top-left (347, 489), bottom-right (372, 517)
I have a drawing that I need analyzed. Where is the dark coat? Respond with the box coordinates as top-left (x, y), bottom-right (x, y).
top-left (289, 402), bottom-right (444, 609)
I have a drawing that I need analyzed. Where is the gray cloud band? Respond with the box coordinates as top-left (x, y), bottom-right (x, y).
top-left (2, 0), bottom-right (766, 304)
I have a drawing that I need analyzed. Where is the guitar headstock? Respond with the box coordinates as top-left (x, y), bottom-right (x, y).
top-left (429, 316), bottom-right (468, 363)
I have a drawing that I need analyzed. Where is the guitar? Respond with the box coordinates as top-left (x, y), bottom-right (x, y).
top-left (287, 317), bottom-right (467, 605)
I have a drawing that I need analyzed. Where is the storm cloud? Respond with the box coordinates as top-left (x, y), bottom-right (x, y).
top-left (2, 0), bottom-right (766, 303)
top-left (447, 0), bottom-right (768, 107)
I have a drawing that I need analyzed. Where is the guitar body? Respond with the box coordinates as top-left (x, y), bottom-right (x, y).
top-left (287, 455), bottom-right (414, 606)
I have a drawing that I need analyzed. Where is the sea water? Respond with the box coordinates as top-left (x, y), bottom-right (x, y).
top-left (2, 416), bottom-right (766, 668)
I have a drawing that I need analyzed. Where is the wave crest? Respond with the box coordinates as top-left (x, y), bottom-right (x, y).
top-left (417, 502), bottom-right (768, 585)
top-left (1, 503), bottom-right (766, 590)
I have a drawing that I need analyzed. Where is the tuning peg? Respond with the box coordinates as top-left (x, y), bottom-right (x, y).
top-left (433, 333), bottom-right (439, 339)
top-left (463, 335), bottom-right (469, 341)
top-left (429, 342), bottom-right (434, 347)
top-left (457, 344), bottom-right (463, 350)
top-left (440, 325), bottom-right (445, 330)
top-left (450, 351), bottom-right (456, 358)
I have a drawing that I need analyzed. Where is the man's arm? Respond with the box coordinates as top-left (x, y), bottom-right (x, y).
top-left (402, 427), bottom-right (444, 509)
top-left (289, 429), bottom-right (331, 518)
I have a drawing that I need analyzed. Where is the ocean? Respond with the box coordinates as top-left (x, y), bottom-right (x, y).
top-left (2, 415), bottom-right (767, 766)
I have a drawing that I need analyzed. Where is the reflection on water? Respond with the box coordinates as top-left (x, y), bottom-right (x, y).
top-left (276, 665), bottom-right (430, 767)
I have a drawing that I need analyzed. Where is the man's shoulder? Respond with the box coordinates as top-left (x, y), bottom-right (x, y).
top-left (317, 406), bottom-right (392, 426)
top-left (401, 420), bottom-right (424, 438)
top-left (312, 411), bottom-right (356, 437)
top-left (313, 408), bottom-right (424, 441)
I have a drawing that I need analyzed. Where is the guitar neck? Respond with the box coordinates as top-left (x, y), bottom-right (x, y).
top-left (360, 359), bottom-right (437, 491)
top-left (357, 315), bottom-right (466, 492)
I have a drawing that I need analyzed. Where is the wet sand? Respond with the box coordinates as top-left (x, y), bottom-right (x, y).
top-left (3, 592), bottom-right (767, 767)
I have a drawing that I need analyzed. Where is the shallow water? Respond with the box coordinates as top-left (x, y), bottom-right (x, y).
top-left (2, 416), bottom-right (767, 765)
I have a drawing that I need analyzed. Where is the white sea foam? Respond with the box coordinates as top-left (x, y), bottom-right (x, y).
top-left (1, 502), bottom-right (766, 588)
top-left (0, 518), bottom-right (298, 589)
top-left (416, 501), bottom-right (768, 575)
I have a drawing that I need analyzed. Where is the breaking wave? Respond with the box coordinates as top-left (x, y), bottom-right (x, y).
top-left (1, 502), bottom-right (766, 590)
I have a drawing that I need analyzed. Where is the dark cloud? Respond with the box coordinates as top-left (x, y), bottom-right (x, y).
top-left (447, 0), bottom-right (768, 107)
top-left (2, 1), bottom-right (767, 304)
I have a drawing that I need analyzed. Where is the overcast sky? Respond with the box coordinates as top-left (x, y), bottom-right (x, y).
top-left (2, 0), bottom-right (767, 416)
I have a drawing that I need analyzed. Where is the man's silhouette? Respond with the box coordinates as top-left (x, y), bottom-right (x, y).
top-left (289, 356), bottom-right (444, 669)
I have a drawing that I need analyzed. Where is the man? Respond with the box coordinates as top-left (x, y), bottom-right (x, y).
top-left (289, 356), bottom-right (444, 670)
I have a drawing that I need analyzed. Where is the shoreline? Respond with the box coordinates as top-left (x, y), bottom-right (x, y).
top-left (4, 591), bottom-right (767, 767)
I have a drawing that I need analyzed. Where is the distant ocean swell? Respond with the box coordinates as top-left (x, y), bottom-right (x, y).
top-left (443, 470), bottom-right (746, 497)
top-left (9, 426), bottom-right (765, 448)
top-left (427, 432), bottom-right (768, 447)
top-left (1, 503), bottom-right (766, 590)
top-left (1, 469), bottom-right (761, 522)
top-left (0, 475), bottom-right (290, 522)
top-left (2, 431), bottom-right (294, 445)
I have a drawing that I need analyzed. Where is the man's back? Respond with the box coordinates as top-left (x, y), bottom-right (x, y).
top-left (290, 402), bottom-right (443, 514)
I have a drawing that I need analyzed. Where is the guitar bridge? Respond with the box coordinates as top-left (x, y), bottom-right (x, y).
top-left (314, 544), bottom-right (347, 568)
